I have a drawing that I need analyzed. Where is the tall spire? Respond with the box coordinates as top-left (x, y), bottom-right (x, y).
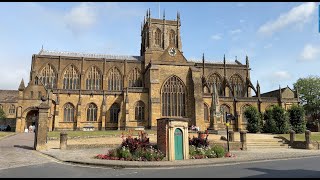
top-left (202, 53), bottom-right (205, 76)
top-left (163, 9), bottom-right (165, 20)
top-left (256, 80), bottom-right (260, 97)
top-left (246, 55), bottom-right (249, 67)
top-left (18, 79), bottom-right (25, 91)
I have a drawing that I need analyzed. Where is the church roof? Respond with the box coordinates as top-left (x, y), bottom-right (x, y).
top-left (188, 58), bottom-right (240, 65)
top-left (38, 49), bottom-right (142, 61)
top-left (0, 90), bottom-right (18, 103)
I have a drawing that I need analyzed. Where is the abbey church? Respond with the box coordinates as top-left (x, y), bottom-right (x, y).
top-left (0, 10), bottom-right (299, 132)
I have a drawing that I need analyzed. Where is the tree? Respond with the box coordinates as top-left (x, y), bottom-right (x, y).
top-left (0, 108), bottom-right (6, 121)
top-left (244, 106), bottom-right (262, 133)
top-left (263, 107), bottom-right (277, 133)
top-left (272, 105), bottom-right (290, 134)
top-left (294, 76), bottom-right (320, 122)
top-left (288, 105), bottom-right (306, 133)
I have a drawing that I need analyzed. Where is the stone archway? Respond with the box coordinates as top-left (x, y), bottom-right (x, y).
top-left (25, 110), bottom-right (39, 131)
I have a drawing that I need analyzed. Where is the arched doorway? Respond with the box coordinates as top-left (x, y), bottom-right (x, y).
top-left (26, 110), bottom-right (39, 130)
top-left (174, 128), bottom-right (183, 160)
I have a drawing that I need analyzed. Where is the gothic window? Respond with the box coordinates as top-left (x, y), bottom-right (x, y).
top-left (63, 65), bottom-right (80, 90)
top-left (241, 105), bottom-right (251, 124)
top-left (204, 103), bottom-right (209, 122)
top-left (86, 66), bottom-right (102, 90)
top-left (110, 103), bottom-right (120, 123)
top-left (63, 103), bottom-right (75, 122)
top-left (169, 30), bottom-right (176, 45)
top-left (135, 101), bottom-right (145, 121)
top-left (207, 73), bottom-right (223, 96)
top-left (107, 67), bottom-right (122, 91)
top-left (220, 104), bottom-right (230, 122)
top-left (161, 75), bottom-right (186, 117)
top-left (35, 76), bottom-right (39, 85)
top-left (128, 68), bottom-right (142, 87)
top-left (87, 103), bottom-right (97, 121)
top-left (9, 105), bottom-right (15, 114)
top-left (39, 64), bottom-right (57, 89)
top-left (230, 74), bottom-right (244, 97)
top-left (155, 28), bottom-right (162, 47)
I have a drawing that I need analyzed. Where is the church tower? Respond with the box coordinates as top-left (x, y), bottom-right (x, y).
top-left (140, 9), bottom-right (183, 65)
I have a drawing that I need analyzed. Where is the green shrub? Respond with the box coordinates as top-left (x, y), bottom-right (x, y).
top-left (244, 106), bottom-right (262, 133)
top-left (288, 105), bottom-right (306, 133)
top-left (117, 146), bottom-right (132, 159)
top-left (189, 145), bottom-right (197, 157)
top-left (212, 145), bottom-right (225, 158)
top-left (263, 108), bottom-right (277, 133)
top-left (272, 105), bottom-right (290, 134)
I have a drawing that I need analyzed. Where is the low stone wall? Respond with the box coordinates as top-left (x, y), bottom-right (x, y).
top-left (290, 141), bottom-right (320, 150)
top-left (66, 144), bottom-right (120, 150)
top-left (212, 141), bottom-right (243, 151)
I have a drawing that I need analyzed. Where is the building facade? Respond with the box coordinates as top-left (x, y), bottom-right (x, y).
top-left (0, 11), bottom-right (299, 132)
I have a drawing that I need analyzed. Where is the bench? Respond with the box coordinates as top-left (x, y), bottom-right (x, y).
top-left (83, 126), bottom-right (95, 131)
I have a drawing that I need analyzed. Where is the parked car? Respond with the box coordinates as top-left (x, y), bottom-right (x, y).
top-left (0, 125), bottom-right (7, 131)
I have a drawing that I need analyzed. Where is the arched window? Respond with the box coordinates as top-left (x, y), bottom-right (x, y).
top-left (86, 66), bottom-right (102, 90)
top-left (220, 104), bottom-right (230, 122)
top-left (110, 103), bottom-right (120, 123)
top-left (204, 103), bottom-right (209, 122)
top-left (230, 74), bottom-right (244, 97)
top-left (161, 76), bottom-right (186, 117)
top-left (169, 30), bottom-right (176, 45)
top-left (87, 103), bottom-right (97, 121)
top-left (207, 73), bottom-right (223, 96)
top-left (128, 68), bottom-right (142, 87)
top-left (63, 65), bottom-right (80, 90)
top-left (39, 64), bottom-right (57, 89)
top-left (155, 28), bottom-right (162, 47)
top-left (9, 105), bottom-right (15, 114)
top-left (242, 105), bottom-right (251, 124)
top-left (107, 67), bottom-right (122, 91)
top-left (135, 101), bottom-right (145, 121)
top-left (63, 103), bottom-right (75, 122)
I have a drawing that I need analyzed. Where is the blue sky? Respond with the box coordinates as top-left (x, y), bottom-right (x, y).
top-left (0, 2), bottom-right (319, 94)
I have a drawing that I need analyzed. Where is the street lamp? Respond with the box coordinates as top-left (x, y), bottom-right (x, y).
top-left (225, 112), bottom-right (230, 153)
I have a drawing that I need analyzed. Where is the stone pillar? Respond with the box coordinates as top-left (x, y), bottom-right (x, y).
top-left (60, 132), bottom-right (68, 150)
top-left (290, 130), bottom-right (295, 146)
top-left (240, 130), bottom-right (247, 150)
top-left (305, 130), bottom-right (313, 149)
top-left (34, 97), bottom-right (50, 151)
top-left (229, 130), bottom-right (234, 142)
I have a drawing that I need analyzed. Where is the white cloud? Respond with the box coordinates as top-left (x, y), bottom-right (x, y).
top-left (211, 34), bottom-right (222, 40)
top-left (239, 19), bottom-right (245, 23)
top-left (271, 71), bottom-right (292, 80)
top-left (300, 44), bottom-right (320, 61)
top-left (264, 43), bottom-right (273, 49)
top-left (229, 29), bottom-right (242, 35)
top-left (258, 2), bottom-right (316, 36)
top-left (65, 2), bottom-right (98, 34)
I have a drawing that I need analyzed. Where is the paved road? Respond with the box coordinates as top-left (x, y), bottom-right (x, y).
top-left (1, 133), bottom-right (320, 178)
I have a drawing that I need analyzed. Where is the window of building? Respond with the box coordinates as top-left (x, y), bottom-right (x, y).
top-left (128, 68), bottom-right (142, 87)
top-left (107, 67), bottom-right (122, 91)
top-left (207, 73), bottom-right (223, 96)
top-left (161, 75), bottom-right (186, 117)
top-left (230, 74), bottom-right (244, 97)
top-left (39, 64), bottom-right (57, 89)
top-left (155, 28), bottom-right (162, 47)
top-left (169, 30), bottom-right (176, 45)
top-left (135, 101), bottom-right (145, 121)
top-left (87, 103), bottom-right (97, 121)
top-left (86, 66), bottom-right (102, 90)
top-left (63, 65), bottom-right (80, 90)
top-left (9, 105), bottom-right (15, 114)
top-left (204, 103), bottom-right (209, 122)
top-left (110, 103), bottom-right (120, 123)
top-left (63, 103), bottom-right (75, 122)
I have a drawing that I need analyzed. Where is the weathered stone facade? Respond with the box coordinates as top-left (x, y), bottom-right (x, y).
top-left (0, 11), bottom-right (299, 132)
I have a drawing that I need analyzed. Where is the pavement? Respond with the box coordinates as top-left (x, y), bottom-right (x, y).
top-left (2, 133), bottom-right (320, 169)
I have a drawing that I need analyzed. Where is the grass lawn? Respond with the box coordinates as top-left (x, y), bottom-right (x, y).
top-left (0, 132), bottom-right (15, 138)
top-left (279, 132), bottom-right (320, 141)
top-left (47, 129), bottom-right (157, 139)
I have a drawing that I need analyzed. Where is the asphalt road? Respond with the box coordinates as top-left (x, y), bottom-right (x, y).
top-left (1, 156), bottom-right (320, 178)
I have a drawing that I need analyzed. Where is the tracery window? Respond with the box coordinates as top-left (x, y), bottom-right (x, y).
top-left (39, 64), bottom-right (57, 89)
top-left (63, 103), bottom-right (75, 122)
top-left (9, 105), bottom-right (15, 114)
top-left (230, 74), bottom-right (244, 97)
top-left (169, 30), bottom-right (176, 45)
top-left (110, 103), bottom-right (120, 123)
top-left (63, 65), bottom-right (80, 90)
top-left (135, 101), bottom-right (145, 121)
top-left (128, 68), bottom-right (142, 87)
top-left (87, 103), bottom-right (97, 121)
top-left (207, 73), bottom-right (223, 96)
top-left (155, 28), bottom-right (162, 47)
top-left (107, 67), bottom-right (122, 91)
top-left (86, 66), bottom-right (102, 90)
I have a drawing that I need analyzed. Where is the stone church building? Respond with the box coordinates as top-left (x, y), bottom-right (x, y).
top-left (0, 11), bottom-right (299, 132)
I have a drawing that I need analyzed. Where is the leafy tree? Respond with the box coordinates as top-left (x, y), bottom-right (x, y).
top-left (288, 105), bottom-right (306, 133)
top-left (244, 106), bottom-right (262, 133)
top-left (263, 108), bottom-right (277, 133)
top-left (272, 105), bottom-right (290, 134)
top-left (0, 108), bottom-right (6, 121)
top-left (294, 76), bottom-right (320, 122)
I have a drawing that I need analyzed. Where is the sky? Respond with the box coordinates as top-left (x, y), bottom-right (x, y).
top-left (0, 2), bottom-right (319, 94)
